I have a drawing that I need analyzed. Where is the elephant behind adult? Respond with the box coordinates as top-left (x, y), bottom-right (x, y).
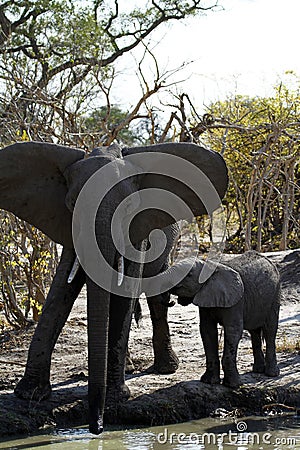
top-left (0, 141), bottom-right (228, 433)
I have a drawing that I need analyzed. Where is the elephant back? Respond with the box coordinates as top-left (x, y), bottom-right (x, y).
top-left (226, 251), bottom-right (280, 329)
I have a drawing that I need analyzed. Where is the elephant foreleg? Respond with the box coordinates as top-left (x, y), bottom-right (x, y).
top-left (14, 248), bottom-right (85, 401)
top-left (221, 310), bottom-right (243, 388)
top-left (147, 294), bottom-right (179, 374)
top-left (106, 294), bottom-right (133, 406)
top-left (199, 310), bottom-right (221, 385)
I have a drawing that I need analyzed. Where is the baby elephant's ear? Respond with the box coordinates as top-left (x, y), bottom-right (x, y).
top-left (193, 263), bottom-right (244, 308)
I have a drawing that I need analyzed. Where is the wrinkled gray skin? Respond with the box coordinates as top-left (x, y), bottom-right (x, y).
top-left (0, 141), bottom-right (228, 434)
top-left (170, 251), bottom-right (281, 388)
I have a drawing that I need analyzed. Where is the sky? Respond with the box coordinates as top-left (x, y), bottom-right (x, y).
top-left (115, 0), bottom-right (300, 113)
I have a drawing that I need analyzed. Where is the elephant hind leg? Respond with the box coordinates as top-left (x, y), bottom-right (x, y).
top-left (263, 319), bottom-right (280, 377)
top-left (250, 328), bottom-right (265, 373)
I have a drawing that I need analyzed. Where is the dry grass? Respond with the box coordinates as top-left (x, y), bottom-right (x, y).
top-left (277, 333), bottom-right (300, 353)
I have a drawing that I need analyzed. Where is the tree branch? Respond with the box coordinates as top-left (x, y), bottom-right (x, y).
top-left (0, 3), bottom-right (45, 47)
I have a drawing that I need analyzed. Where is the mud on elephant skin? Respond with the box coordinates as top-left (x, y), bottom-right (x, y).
top-left (0, 141), bottom-right (228, 433)
top-left (169, 251), bottom-right (281, 388)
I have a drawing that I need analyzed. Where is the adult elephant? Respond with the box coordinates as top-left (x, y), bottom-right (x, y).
top-left (0, 141), bottom-right (228, 434)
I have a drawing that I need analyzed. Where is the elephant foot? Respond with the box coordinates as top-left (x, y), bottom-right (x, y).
top-left (105, 383), bottom-right (130, 407)
top-left (223, 377), bottom-right (241, 389)
top-left (265, 363), bottom-right (280, 377)
top-left (201, 371), bottom-right (221, 385)
top-left (223, 371), bottom-right (241, 389)
top-left (14, 376), bottom-right (51, 401)
top-left (252, 362), bottom-right (265, 373)
top-left (154, 349), bottom-right (179, 374)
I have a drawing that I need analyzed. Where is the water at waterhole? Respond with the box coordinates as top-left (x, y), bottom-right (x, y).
top-left (0, 415), bottom-right (299, 449)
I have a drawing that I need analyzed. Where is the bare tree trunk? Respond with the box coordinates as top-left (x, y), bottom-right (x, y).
top-left (279, 158), bottom-right (296, 251)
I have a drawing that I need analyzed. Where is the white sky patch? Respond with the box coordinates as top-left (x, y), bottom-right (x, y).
top-left (112, 0), bottom-right (300, 113)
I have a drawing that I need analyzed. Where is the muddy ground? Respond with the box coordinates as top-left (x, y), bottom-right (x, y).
top-left (0, 250), bottom-right (299, 437)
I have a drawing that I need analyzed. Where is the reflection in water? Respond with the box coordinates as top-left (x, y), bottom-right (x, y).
top-left (0, 416), bottom-right (299, 450)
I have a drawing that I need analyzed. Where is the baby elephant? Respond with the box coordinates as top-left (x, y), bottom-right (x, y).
top-left (170, 251), bottom-right (280, 388)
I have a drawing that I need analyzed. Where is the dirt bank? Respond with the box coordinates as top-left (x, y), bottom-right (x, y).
top-left (0, 250), bottom-right (299, 437)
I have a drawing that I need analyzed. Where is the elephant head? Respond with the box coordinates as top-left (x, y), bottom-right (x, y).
top-left (170, 258), bottom-right (244, 308)
top-left (0, 140), bottom-right (228, 433)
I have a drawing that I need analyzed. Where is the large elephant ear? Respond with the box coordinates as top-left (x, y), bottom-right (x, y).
top-left (0, 142), bottom-right (85, 246)
top-left (122, 143), bottom-right (228, 241)
top-left (193, 263), bottom-right (244, 308)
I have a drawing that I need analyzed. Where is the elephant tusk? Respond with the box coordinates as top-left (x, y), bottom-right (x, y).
top-left (67, 256), bottom-right (80, 284)
top-left (117, 256), bottom-right (124, 286)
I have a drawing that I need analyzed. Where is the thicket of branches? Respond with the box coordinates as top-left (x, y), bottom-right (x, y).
top-left (168, 86), bottom-right (299, 252)
top-left (0, 0), bottom-right (218, 146)
top-left (0, 0), bottom-right (219, 327)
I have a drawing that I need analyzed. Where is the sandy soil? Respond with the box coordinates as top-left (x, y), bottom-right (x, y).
top-left (0, 250), bottom-right (299, 436)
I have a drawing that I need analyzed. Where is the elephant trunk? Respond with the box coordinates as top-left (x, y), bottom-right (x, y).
top-left (162, 259), bottom-right (204, 297)
top-left (160, 260), bottom-right (193, 293)
top-left (86, 276), bottom-right (110, 434)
